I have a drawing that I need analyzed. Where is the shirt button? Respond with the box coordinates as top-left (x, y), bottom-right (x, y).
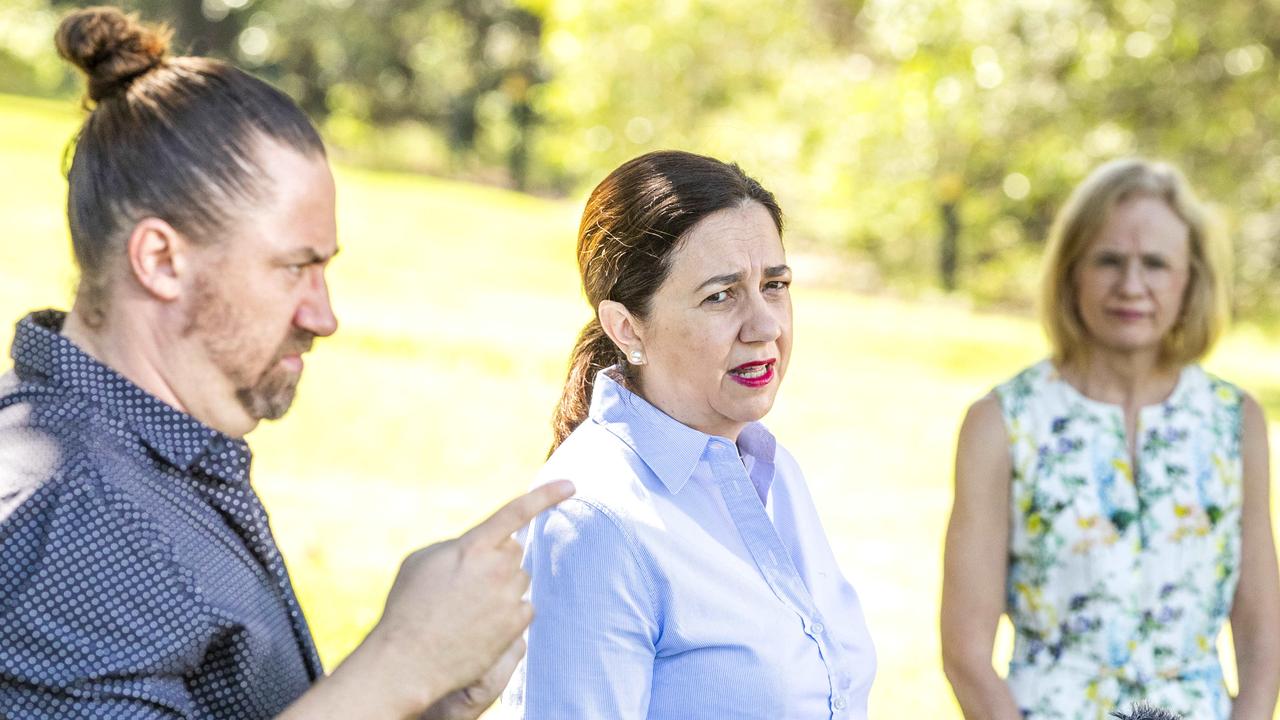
top-left (833, 696), bottom-right (848, 711)
top-left (809, 622), bottom-right (825, 635)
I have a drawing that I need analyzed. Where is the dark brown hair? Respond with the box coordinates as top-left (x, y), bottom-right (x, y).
top-left (1111, 704), bottom-right (1182, 720)
top-left (56, 6), bottom-right (325, 325)
top-left (549, 150), bottom-right (783, 453)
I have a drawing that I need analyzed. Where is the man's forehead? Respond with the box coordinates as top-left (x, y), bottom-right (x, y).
top-left (232, 143), bottom-right (338, 257)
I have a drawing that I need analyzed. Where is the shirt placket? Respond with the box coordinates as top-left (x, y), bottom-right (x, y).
top-left (707, 439), bottom-right (852, 717)
top-left (194, 441), bottom-right (325, 680)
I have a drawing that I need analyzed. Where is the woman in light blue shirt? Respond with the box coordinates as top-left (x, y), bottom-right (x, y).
top-left (504, 150), bottom-right (876, 719)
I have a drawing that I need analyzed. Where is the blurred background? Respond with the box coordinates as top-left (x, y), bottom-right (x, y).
top-left (4, 0), bottom-right (1280, 716)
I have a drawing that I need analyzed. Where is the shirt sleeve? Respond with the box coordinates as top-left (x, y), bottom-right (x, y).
top-left (0, 462), bottom-right (207, 719)
top-left (511, 497), bottom-right (660, 719)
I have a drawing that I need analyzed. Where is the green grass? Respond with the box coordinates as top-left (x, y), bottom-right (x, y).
top-left (4, 92), bottom-right (1280, 717)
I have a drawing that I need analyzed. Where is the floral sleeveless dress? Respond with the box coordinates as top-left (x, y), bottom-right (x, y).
top-left (995, 360), bottom-right (1244, 720)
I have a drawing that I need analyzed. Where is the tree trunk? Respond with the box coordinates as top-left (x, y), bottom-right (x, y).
top-left (940, 201), bottom-right (959, 292)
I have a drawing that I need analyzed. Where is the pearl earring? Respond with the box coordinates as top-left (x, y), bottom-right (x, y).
top-left (629, 349), bottom-right (645, 365)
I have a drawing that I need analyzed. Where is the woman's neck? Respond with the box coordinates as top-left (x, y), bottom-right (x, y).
top-left (1059, 347), bottom-right (1182, 409)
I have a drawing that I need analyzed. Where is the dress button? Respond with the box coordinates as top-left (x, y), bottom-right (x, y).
top-left (833, 696), bottom-right (847, 711)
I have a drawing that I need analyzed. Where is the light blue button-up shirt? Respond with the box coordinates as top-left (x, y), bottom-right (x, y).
top-left (504, 368), bottom-right (876, 719)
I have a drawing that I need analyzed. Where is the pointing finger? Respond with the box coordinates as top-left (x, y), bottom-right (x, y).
top-left (461, 480), bottom-right (575, 548)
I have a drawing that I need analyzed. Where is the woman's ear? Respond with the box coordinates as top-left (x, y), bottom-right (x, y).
top-left (598, 300), bottom-right (645, 364)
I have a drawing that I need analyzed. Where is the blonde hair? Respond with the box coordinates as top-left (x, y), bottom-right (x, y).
top-left (1039, 158), bottom-right (1229, 368)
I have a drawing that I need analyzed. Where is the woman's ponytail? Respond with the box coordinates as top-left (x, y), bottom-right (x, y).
top-left (549, 318), bottom-right (620, 454)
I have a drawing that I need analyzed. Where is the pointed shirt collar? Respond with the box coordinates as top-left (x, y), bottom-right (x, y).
top-left (11, 309), bottom-right (251, 484)
top-left (587, 367), bottom-right (777, 496)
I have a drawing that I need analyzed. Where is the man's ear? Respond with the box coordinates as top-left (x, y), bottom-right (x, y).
top-left (125, 217), bottom-right (191, 301)
top-left (598, 299), bottom-right (644, 358)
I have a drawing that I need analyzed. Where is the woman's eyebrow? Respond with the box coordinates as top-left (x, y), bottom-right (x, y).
top-left (696, 271), bottom-right (743, 291)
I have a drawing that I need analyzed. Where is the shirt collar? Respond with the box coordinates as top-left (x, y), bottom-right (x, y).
top-left (737, 421), bottom-right (778, 499)
top-left (587, 366), bottom-right (777, 495)
top-left (11, 310), bottom-right (250, 483)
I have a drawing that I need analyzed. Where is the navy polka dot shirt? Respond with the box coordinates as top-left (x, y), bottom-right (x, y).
top-left (0, 310), bottom-right (323, 718)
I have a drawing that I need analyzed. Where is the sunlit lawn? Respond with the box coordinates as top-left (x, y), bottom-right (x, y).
top-left (5, 92), bottom-right (1280, 717)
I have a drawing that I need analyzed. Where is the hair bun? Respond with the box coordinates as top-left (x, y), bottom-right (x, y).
top-left (55, 6), bottom-right (171, 103)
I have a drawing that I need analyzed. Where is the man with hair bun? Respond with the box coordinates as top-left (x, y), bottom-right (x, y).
top-left (0, 6), bottom-right (572, 719)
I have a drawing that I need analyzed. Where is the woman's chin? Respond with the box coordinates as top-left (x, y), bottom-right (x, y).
top-left (724, 396), bottom-right (778, 426)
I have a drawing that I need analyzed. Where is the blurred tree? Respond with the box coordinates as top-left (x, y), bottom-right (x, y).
top-left (529, 0), bottom-right (1280, 315)
top-left (47, 0), bottom-right (545, 188)
top-left (10, 0), bottom-right (1280, 314)
top-left (0, 0), bottom-right (74, 96)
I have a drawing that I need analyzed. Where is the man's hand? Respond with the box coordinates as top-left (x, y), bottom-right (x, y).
top-left (419, 637), bottom-right (525, 720)
top-left (368, 480), bottom-right (574, 711)
top-left (277, 480), bottom-right (574, 720)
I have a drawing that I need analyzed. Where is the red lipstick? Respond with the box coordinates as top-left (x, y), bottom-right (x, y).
top-left (728, 358), bottom-right (776, 388)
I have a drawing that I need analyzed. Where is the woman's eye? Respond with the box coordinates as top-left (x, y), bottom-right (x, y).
top-left (704, 290), bottom-right (730, 304)
top-left (1142, 257), bottom-right (1169, 270)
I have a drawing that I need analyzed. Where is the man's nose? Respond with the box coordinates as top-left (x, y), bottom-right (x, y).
top-left (295, 270), bottom-right (338, 337)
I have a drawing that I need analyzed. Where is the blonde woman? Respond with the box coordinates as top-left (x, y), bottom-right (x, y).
top-left (941, 159), bottom-right (1280, 719)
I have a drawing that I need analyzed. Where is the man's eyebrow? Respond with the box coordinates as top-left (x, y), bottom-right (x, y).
top-left (696, 272), bottom-right (744, 292)
top-left (764, 264), bottom-right (791, 278)
top-left (280, 246), bottom-right (340, 263)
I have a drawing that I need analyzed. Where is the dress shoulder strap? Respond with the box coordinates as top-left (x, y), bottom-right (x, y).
top-left (1185, 365), bottom-right (1246, 456)
top-left (993, 359), bottom-right (1057, 425)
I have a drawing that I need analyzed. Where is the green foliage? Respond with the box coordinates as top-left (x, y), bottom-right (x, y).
top-left (9, 0), bottom-right (1280, 312)
top-left (0, 0), bottom-right (76, 97)
top-left (39, 0), bottom-right (544, 186)
top-left (530, 0), bottom-right (1280, 314)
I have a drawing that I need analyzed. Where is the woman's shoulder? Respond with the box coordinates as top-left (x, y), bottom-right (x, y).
top-left (526, 428), bottom-right (657, 562)
top-left (1179, 365), bottom-right (1255, 449)
top-left (986, 358), bottom-right (1058, 421)
top-left (993, 359), bottom-right (1054, 397)
top-left (1186, 364), bottom-right (1246, 408)
top-left (534, 420), bottom-right (665, 517)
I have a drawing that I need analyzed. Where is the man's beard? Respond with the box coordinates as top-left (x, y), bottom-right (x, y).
top-left (185, 276), bottom-right (315, 422)
top-left (233, 328), bottom-right (312, 420)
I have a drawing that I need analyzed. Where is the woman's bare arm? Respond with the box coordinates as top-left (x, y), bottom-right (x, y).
top-left (1229, 394), bottom-right (1280, 720)
top-left (941, 394), bottom-right (1023, 720)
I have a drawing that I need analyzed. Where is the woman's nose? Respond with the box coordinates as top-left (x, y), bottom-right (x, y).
top-left (740, 292), bottom-right (782, 343)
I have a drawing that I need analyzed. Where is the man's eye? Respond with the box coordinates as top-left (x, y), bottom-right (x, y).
top-left (764, 280), bottom-right (791, 292)
top-left (704, 290), bottom-right (730, 304)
